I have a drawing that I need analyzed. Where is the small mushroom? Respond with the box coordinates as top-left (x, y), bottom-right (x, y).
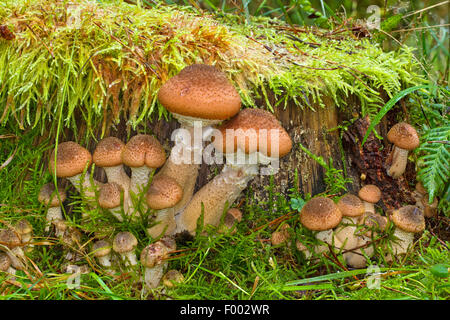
top-left (93, 137), bottom-right (131, 192)
top-left (113, 231), bottom-right (138, 267)
top-left (421, 196), bottom-right (438, 218)
top-left (14, 219), bottom-right (33, 251)
top-left (61, 226), bottom-right (82, 261)
top-left (146, 175), bottom-right (183, 238)
top-left (98, 182), bottom-right (125, 221)
top-left (299, 197), bottom-right (343, 257)
top-left (49, 141), bottom-right (101, 198)
top-left (0, 229), bottom-right (26, 270)
top-left (386, 122), bottom-right (420, 178)
top-left (389, 205), bottom-right (425, 257)
top-left (218, 208), bottom-right (243, 234)
top-left (140, 237), bottom-right (176, 289)
top-left (162, 269), bottom-right (184, 288)
top-left (92, 239), bottom-right (113, 269)
top-left (38, 183), bottom-right (67, 233)
top-left (121, 134), bottom-right (166, 213)
top-left (358, 185), bottom-right (381, 214)
top-left (0, 252), bottom-right (16, 276)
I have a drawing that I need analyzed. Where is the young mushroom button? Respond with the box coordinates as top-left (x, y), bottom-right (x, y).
top-left (113, 232), bottom-right (138, 266)
top-left (386, 122), bottom-right (420, 178)
top-left (389, 205), bottom-right (425, 256)
top-left (157, 64), bottom-right (242, 215)
top-left (358, 185), bottom-right (381, 214)
top-left (92, 240), bottom-right (112, 268)
top-left (98, 182), bottom-right (124, 221)
top-left (38, 183), bottom-right (67, 233)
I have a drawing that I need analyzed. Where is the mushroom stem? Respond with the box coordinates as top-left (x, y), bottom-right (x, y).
top-left (45, 207), bottom-right (64, 232)
top-left (97, 255), bottom-right (112, 268)
top-left (121, 251), bottom-right (138, 266)
top-left (175, 163), bottom-right (257, 235)
top-left (391, 228), bottom-right (414, 256)
top-left (144, 263), bottom-right (167, 289)
top-left (147, 208), bottom-right (177, 238)
top-left (387, 146), bottom-right (409, 178)
top-left (362, 202), bottom-right (375, 214)
top-left (103, 165), bottom-right (131, 193)
top-left (129, 167), bottom-right (153, 195)
top-left (67, 172), bottom-right (101, 199)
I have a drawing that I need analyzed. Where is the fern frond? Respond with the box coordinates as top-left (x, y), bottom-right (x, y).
top-left (416, 125), bottom-right (450, 202)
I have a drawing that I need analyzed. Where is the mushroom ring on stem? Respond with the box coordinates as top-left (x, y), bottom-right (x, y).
top-left (386, 122), bottom-right (420, 178)
top-left (175, 108), bottom-right (292, 235)
top-left (157, 64), bottom-right (242, 215)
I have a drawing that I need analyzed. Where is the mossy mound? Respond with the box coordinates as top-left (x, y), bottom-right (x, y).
top-left (0, 0), bottom-right (423, 139)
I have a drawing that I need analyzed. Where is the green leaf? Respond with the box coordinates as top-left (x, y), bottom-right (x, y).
top-left (430, 264), bottom-right (449, 278)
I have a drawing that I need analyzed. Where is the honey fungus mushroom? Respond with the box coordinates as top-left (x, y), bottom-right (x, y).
top-left (358, 185), bottom-right (381, 214)
top-left (157, 64), bottom-right (242, 215)
top-left (98, 182), bottom-right (125, 221)
top-left (175, 108), bottom-right (292, 235)
top-left (113, 231), bottom-right (138, 267)
top-left (386, 122), bottom-right (420, 178)
top-left (146, 175), bottom-right (183, 238)
top-left (38, 183), bottom-right (67, 233)
top-left (49, 141), bottom-right (101, 198)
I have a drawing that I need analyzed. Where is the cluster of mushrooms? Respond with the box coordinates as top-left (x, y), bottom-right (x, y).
top-left (0, 64), bottom-right (437, 289)
top-left (272, 122), bottom-right (438, 268)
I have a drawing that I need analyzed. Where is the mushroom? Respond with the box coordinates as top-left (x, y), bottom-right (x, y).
top-left (38, 183), bottom-right (67, 233)
top-left (98, 182), bottom-right (125, 221)
top-left (121, 134), bottom-right (166, 212)
top-left (49, 141), bottom-right (101, 198)
top-left (299, 197), bottom-right (343, 257)
top-left (93, 137), bottom-right (131, 204)
top-left (270, 224), bottom-right (291, 246)
top-left (60, 226), bottom-right (82, 261)
top-left (386, 122), bottom-right (420, 178)
top-left (92, 239), bottom-right (113, 269)
top-left (218, 208), bottom-right (243, 234)
top-left (0, 252), bottom-right (16, 276)
top-left (140, 236), bottom-right (176, 289)
top-left (0, 228), bottom-right (26, 270)
top-left (389, 205), bottom-right (425, 257)
top-left (412, 182), bottom-right (427, 206)
top-left (14, 219), bottom-right (33, 251)
top-left (162, 269), bottom-right (184, 288)
top-left (334, 194), bottom-right (370, 268)
top-left (113, 231), bottom-right (138, 267)
top-left (146, 175), bottom-right (183, 238)
top-left (176, 108), bottom-right (292, 235)
top-left (157, 64), bottom-right (242, 215)
top-left (358, 185), bottom-right (381, 214)
top-left (421, 196), bottom-right (438, 218)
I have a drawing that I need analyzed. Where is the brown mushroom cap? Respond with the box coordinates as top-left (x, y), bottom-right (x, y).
top-left (140, 241), bottom-right (170, 268)
top-left (146, 175), bottom-right (183, 210)
top-left (213, 108), bottom-right (293, 158)
top-left (14, 219), bottom-right (33, 235)
top-left (360, 212), bottom-right (388, 236)
top-left (415, 182), bottom-right (427, 195)
top-left (158, 64), bottom-right (241, 120)
top-left (112, 232), bottom-right (138, 253)
top-left (92, 240), bottom-right (112, 258)
top-left (390, 205), bottom-right (425, 233)
top-left (337, 194), bottom-right (365, 217)
top-left (0, 229), bottom-right (21, 248)
top-left (93, 137), bottom-right (126, 168)
top-left (98, 182), bottom-right (122, 209)
top-left (38, 183), bottom-right (66, 207)
top-left (358, 185), bottom-right (382, 204)
top-left (49, 141), bottom-right (92, 178)
top-left (0, 252), bottom-right (11, 272)
top-left (300, 197), bottom-right (343, 231)
top-left (121, 134), bottom-right (166, 169)
top-left (387, 122), bottom-right (420, 150)
top-left (226, 208), bottom-right (243, 223)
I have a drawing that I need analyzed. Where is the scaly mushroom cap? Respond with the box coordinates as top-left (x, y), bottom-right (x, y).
top-left (337, 194), bottom-right (365, 217)
top-left (113, 232), bottom-right (138, 254)
top-left (391, 205), bottom-right (425, 233)
top-left (158, 64), bottom-right (241, 120)
top-left (300, 197), bottom-right (343, 231)
top-left (92, 240), bottom-right (112, 258)
top-left (213, 108), bottom-right (293, 158)
top-left (122, 134), bottom-right (166, 169)
top-left (146, 175), bottom-right (183, 210)
top-left (0, 252), bottom-right (11, 272)
top-left (38, 183), bottom-right (66, 207)
top-left (49, 141), bottom-right (92, 178)
top-left (98, 182), bottom-right (122, 209)
top-left (140, 241), bottom-right (170, 268)
top-left (387, 122), bottom-right (420, 150)
top-left (358, 185), bottom-right (382, 204)
top-left (0, 229), bottom-right (21, 248)
top-left (361, 212), bottom-right (388, 231)
top-left (93, 137), bottom-right (126, 168)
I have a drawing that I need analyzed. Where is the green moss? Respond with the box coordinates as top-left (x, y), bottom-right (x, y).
top-left (0, 0), bottom-right (423, 139)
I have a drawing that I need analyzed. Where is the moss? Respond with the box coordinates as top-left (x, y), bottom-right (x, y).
top-left (0, 0), bottom-right (424, 139)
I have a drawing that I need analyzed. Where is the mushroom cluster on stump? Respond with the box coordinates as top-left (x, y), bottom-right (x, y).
top-left (175, 108), bottom-right (292, 235)
top-left (157, 64), bottom-right (242, 215)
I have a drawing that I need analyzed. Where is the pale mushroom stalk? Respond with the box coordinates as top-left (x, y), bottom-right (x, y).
top-left (38, 183), bottom-right (67, 233)
top-left (0, 253), bottom-right (16, 276)
top-left (92, 240), bottom-right (113, 269)
top-left (148, 208), bottom-right (177, 238)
